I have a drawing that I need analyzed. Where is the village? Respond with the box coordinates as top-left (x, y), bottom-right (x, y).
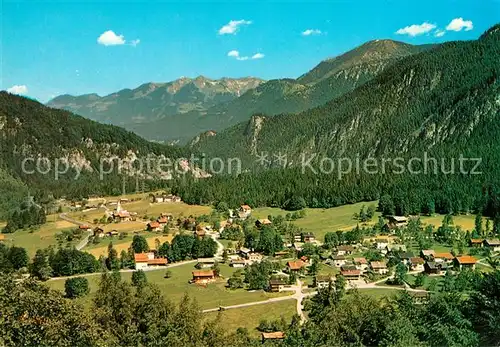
top-left (4, 192), bottom-right (498, 342)
top-left (59, 197), bottom-right (499, 340)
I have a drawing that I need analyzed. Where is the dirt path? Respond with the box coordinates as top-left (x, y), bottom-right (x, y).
top-left (59, 213), bottom-right (94, 250)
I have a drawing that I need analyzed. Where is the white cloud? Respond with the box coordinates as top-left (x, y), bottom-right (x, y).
top-left (218, 20), bottom-right (252, 35)
top-left (396, 22), bottom-right (436, 37)
top-left (446, 17), bottom-right (473, 32)
top-left (434, 29), bottom-right (446, 37)
top-left (97, 30), bottom-right (126, 46)
top-left (227, 50), bottom-right (264, 61)
top-left (302, 29), bottom-right (322, 36)
top-left (6, 85), bottom-right (28, 95)
top-left (227, 50), bottom-right (248, 61)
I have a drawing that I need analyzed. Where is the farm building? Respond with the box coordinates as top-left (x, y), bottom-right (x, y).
top-left (191, 270), bottom-right (216, 284)
top-left (134, 252), bottom-right (168, 270)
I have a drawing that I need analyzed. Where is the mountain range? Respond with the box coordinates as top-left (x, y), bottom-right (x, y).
top-left (171, 25), bottom-right (500, 213)
top-left (192, 26), bottom-right (500, 167)
top-left (48, 39), bottom-right (434, 144)
top-left (47, 76), bottom-right (264, 126)
top-left (2, 25), bottom-right (498, 219)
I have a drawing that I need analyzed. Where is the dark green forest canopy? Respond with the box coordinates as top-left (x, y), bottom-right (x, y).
top-left (2, 269), bottom-right (500, 346)
top-left (180, 25), bottom-right (500, 216)
top-left (0, 92), bottom-right (191, 210)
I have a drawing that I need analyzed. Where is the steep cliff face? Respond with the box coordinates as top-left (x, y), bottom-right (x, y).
top-left (193, 28), bottom-right (500, 167)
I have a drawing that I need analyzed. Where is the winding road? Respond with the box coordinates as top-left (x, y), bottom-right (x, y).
top-left (202, 273), bottom-right (431, 321)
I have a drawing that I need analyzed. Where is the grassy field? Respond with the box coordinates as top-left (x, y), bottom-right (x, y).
top-left (420, 214), bottom-right (482, 232)
top-left (204, 300), bottom-right (296, 337)
top-left (46, 263), bottom-right (290, 310)
top-left (253, 201), bottom-right (380, 241)
top-left (357, 288), bottom-right (404, 300)
top-left (2, 221), bottom-right (79, 256)
top-left (1, 195), bottom-right (212, 258)
top-left (70, 200), bottom-right (212, 225)
top-left (254, 202), bottom-right (484, 243)
top-left (101, 221), bottom-right (147, 233)
top-left (406, 274), bottom-right (445, 290)
top-left (86, 233), bottom-right (175, 257)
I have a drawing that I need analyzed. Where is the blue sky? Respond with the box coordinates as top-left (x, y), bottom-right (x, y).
top-left (2, 0), bottom-right (499, 102)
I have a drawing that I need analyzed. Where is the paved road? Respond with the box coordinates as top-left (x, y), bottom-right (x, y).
top-left (208, 232), bottom-right (225, 260)
top-left (202, 272), bottom-right (431, 317)
top-left (202, 277), bottom-right (311, 323)
top-left (48, 259), bottom-right (198, 281)
top-left (202, 293), bottom-right (297, 313)
top-left (59, 213), bottom-right (94, 250)
top-left (292, 279), bottom-right (307, 323)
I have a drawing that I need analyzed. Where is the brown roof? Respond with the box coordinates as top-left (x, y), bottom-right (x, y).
top-left (147, 258), bottom-right (168, 265)
top-left (269, 279), bottom-right (286, 285)
top-left (338, 245), bottom-right (354, 251)
top-left (485, 239), bottom-right (500, 246)
top-left (257, 218), bottom-right (272, 225)
top-left (353, 257), bottom-right (367, 264)
top-left (287, 260), bottom-right (305, 270)
top-left (240, 204), bottom-right (251, 211)
top-left (455, 256), bottom-right (477, 265)
top-left (262, 332), bottom-right (285, 340)
top-left (410, 257), bottom-right (425, 264)
top-left (434, 252), bottom-right (454, 260)
top-left (192, 270), bottom-right (215, 278)
top-left (148, 221), bottom-right (160, 228)
top-left (470, 238), bottom-right (484, 244)
top-left (370, 261), bottom-right (387, 269)
top-left (79, 225), bottom-right (90, 229)
top-left (157, 217), bottom-right (168, 223)
top-left (0, 234), bottom-right (5, 240)
top-left (341, 270), bottom-right (361, 276)
top-left (134, 253), bottom-right (151, 263)
top-left (117, 211), bottom-right (130, 217)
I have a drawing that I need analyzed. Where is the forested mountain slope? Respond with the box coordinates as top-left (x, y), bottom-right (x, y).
top-left (0, 92), bottom-right (191, 213)
top-left (178, 26), bottom-right (500, 215)
top-left (120, 40), bottom-right (433, 143)
top-left (194, 31), bottom-right (499, 164)
top-left (47, 76), bottom-right (264, 125)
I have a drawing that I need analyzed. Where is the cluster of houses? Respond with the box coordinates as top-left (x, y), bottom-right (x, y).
top-left (109, 201), bottom-right (137, 222)
top-left (227, 248), bottom-right (264, 268)
top-left (149, 193), bottom-right (182, 204)
top-left (307, 229), bottom-right (484, 288)
top-left (146, 213), bottom-right (173, 232)
top-left (469, 238), bottom-right (500, 251)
